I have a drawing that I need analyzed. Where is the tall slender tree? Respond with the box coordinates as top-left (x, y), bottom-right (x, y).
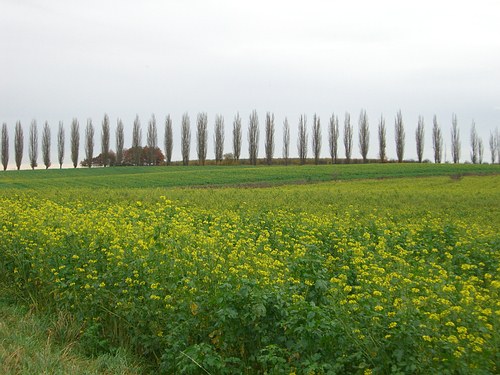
top-left (57, 121), bottom-right (64, 169)
top-left (196, 112), bottom-right (208, 166)
top-left (70, 119), bottom-right (79, 168)
top-left (214, 114), bottom-right (224, 164)
top-left (312, 114), bottom-right (321, 164)
top-left (451, 114), bottom-right (460, 164)
top-left (343, 113), bottom-right (353, 163)
top-left (1, 123), bottom-right (8, 171)
top-left (416, 116), bottom-right (425, 163)
top-left (358, 110), bottom-right (369, 163)
top-left (15, 121), bottom-right (23, 170)
top-left (29, 120), bottom-right (38, 170)
top-left (329, 114), bottom-right (339, 164)
top-left (248, 110), bottom-right (259, 165)
top-left (395, 110), bottom-right (405, 163)
top-left (489, 129), bottom-right (498, 164)
top-left (378, 115), bottom-right (386, 162)
top-left (497, 129), bottom-right (500, 164)
top-left (478, 138), bottom-right (484, 164)
top-left (116, 119), bottom-right (124, 166)
top-left (147, 114), bottom-right (158, 165)
top-left (297, 115), bottom-right (308, 165)
top-left (497, 128), bottom-right (500, 164)
top-left (394, 110), bottom-right (405, 163)
top-left (101, 114), bottom-right (110, 167)
top-left (470, 122), bottom-right (479, 164)
top-left (233, 113), bottom-right (242, 162)
top-left (432, 115), bottom-right (443, 164)
top-left (265, 112), bottom-right (275, 165)
top-left (283, 118), bottom-right (290, 165)
top-left (132, 115), bottom-right (142, 166)
top-left (181, 113), bottom-right (191, 166)
top-left (85, 119), bottom-right (94, 168)
top-left (164, 115), bottom-right (173, 165)
top-left (41, 121), bottom-right (51, 169)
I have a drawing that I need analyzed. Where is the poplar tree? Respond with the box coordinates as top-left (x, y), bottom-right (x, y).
top-left (416, 116), bottom-right (424, 163)
top-left (264, 112), bottom-right (275, 165)
top-left (164, 115), bottom-right (173, 165)
top-left (297, 115), bottom-right (308, 165)
top-left (41, 121), bottom-right (51, 169)
top-left (328, 114), bottom-right (339, 164)
top-left (248, 110), bottom-right (259, 165)
top-left (1, 123), bottom-right (8, 171)
top-left (57, 122), bottom-right (64, 168)
top-left (312, 114), bottom-right (321, 164)
top-left (395, 110), bottom-right (405, 163)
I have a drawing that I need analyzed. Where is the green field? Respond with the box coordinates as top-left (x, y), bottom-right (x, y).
top-left (1, 164), bottom-right (499, 374)
top-left (1, 162), bottom-right (499, 189)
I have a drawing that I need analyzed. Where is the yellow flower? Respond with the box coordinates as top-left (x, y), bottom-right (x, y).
top-left (447, 335), bottom-right (458, 344)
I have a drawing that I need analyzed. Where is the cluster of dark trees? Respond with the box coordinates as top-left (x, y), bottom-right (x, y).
top-left (1, 111), bottom-right (499, 170)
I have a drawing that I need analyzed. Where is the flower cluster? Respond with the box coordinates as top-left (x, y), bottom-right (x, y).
top-left (0, 187), bottom-right (498, 374)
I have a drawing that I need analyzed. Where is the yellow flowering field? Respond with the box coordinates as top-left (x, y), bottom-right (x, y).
top-left (0, 175), bottom-right (499, 374)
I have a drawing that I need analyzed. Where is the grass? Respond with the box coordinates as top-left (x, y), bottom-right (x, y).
top-left (0, 287), bottom-right (145, 375)
top-left (0, 162), bottom-right (499, 189)
top-left (1, 163), bottom-right (499, 373)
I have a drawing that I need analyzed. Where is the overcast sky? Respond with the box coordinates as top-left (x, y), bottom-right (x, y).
top-left (1, 0), bottom-right (499, 165)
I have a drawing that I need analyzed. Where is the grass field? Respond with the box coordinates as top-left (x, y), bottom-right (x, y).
top-left (1, 164), bottom-right (499, 374)
top-left (1, 162), bottom-right (499, 189)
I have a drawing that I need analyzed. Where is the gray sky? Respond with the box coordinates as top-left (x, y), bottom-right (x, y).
top-left (1, 0), bottom-right (499, 165)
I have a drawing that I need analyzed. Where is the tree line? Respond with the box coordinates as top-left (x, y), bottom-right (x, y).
top-left (1, 110), bottom-right (499, 170)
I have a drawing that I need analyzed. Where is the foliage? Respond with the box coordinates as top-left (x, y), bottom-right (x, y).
top-left (1, 172), bottom-right (499, 374)
top-left (0, 287), bottom-right (144, 374)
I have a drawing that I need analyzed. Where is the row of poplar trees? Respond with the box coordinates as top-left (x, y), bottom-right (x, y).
top-left (1, 110), bottom-right (499, 170)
